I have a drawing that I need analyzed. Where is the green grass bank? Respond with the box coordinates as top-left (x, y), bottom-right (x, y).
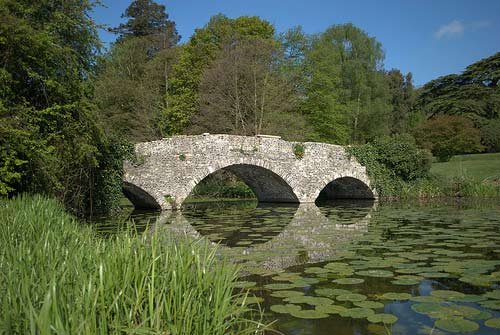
top-left (431, 153), bottom-right (500, 182)
top-left (0, 195), bottom-right (264, 335)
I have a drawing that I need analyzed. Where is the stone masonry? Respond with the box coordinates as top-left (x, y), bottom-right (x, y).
top-left (123, 134), bottom-right (376, 210)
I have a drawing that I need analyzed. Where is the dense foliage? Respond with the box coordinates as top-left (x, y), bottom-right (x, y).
top-left (348, 135), bottom-right (432, 196)
top-left (412, 115), bottom-right (484, 162)
top-left (0, 0), bottom-right (127, 213)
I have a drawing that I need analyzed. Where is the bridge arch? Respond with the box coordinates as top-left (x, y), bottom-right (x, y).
top-left (315, 176), bottom-right (375, 201)
top-left (184, 163), bottom-right (299, 206)
top-left (123, 181), bottom-right (161, 209)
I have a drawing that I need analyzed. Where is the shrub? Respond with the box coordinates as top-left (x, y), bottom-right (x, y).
top-left (347, 134), bottom-right (432, 197)
top-left (412, 115), bottom-right (483, 162)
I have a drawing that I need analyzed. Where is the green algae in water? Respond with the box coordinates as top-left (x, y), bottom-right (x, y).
top-left (367, 313), bottom-right (398, 324)
top-left (434, 318), bottom-right (479, 333)
top-left (332, 277), bottom-right (364, 285)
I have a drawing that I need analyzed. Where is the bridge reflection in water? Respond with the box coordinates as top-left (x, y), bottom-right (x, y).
top-left (148, 200), bottom-right (375, 274)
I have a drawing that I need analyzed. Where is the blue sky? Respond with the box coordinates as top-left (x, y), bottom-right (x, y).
top-left (91, 0), bottom-right (500, 86)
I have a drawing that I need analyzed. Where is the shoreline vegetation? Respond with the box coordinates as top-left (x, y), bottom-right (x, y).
top-left (0, 195), bottom-right (267, 335)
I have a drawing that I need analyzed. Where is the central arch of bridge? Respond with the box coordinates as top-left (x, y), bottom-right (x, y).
top-left (185, 163), bottom-right (299, 205)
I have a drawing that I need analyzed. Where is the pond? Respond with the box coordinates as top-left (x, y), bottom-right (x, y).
top-left (95, 199), bottom-right (500, 335)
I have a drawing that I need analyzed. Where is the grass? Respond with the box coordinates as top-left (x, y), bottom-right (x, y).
top-left (0, 195), bottom-right (265, 335)
top-left (431, 152), bottom-right (500, 182)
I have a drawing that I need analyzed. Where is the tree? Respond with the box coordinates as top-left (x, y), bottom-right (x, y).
top-left (0, 0), bottom-right (119, 213)
top-left (161, 15), bottom-right (275, 135)
top-left (417, 52), bottom-right (500, 124)
top-left (111, 0), bottom-right (180, 47)
top-left (302, 24), bottom-right (392, 144)
top-left (94, 37), bottom-right (178, 141)
top-left (412, 115), bottom-right (484, 161)
top-left (386, 70), bottom-right (415, 134)
top-left (191, 39), bottom-right (299, 137)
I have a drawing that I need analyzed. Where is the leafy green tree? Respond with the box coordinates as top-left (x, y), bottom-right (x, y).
top-left (0, 0), bottom-right (122, 213)
top-left (417, 52), bottom-right (500, 123)
top-left (161, 15), bottom-right (275, 135)
top-left (302, 24), bottom-right (391, 144)
top-left (412, 115), bottom-right (484, 161)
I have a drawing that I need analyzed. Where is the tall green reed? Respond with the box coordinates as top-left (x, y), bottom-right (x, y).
top-left (0, 195), bottom-right (265, 334)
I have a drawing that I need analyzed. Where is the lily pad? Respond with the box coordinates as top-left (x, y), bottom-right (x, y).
top-left (379, 292), bottom-right (411, 301)
top-left (485, 318), bottom-right (500, 329)
top-left (315, 288), bottom-right (350, 297)
top-left (284, 295), bottom-right (334, 306)
top-left (356, 269), bottom-right (394, 278)
top-left (480, 300), bottom-right (500, 310)
top-left (270, 304), bottom-right (301, 314)
top-left (316, 304), bottom-right (348, 315)
top-left (289, 309), bottom-right (329, 319)
top-left (484, 289), bottom-right (500, 300)
top-left (332, 277), bottom-right (364, 285)
top-left (336, 293), bottom-right (367, 302)
top-left (236, 296), bottom-right (263, 306)
top-left (367, 313), bottom-right (398, 324)
top-left (410, 295), bottom-right (443, 303)
top-left (391, 278), bottom-right (420, 285)
top-left (434, 318), bottom-right (479, 333)
top-left (354, 300), bottom-right (385, 309)
top-left (264, 283), bottom-right (299, 290)
top-left (270, 290), bottom-right (305, 298)
top-left (431, 290), bottom-right (465, 300)
top-left (341, 307), bottom-right (375, 319)
top-left (234, 281), bottom-right (257, 289)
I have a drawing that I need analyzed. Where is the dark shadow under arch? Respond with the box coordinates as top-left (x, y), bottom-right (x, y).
top-left (123, 181), bottom-right (161, 210)
top-left (316, 177), bottom-right (374, 201)
top-left (186, 164), bottom-right (299, 206)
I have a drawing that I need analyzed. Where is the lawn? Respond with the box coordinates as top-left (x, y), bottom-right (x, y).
top-left (431, 152), bottom-right (500, 182)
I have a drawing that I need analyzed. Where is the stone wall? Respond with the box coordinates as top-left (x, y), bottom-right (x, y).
top-left (123, 134), bottom-right (376, 210)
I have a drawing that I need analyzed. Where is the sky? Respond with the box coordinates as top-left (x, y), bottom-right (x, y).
top-left (91, 0), bottom-right (500, 86)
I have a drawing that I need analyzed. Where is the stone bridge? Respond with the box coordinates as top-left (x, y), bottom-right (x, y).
top-left (123, 134), bottom-right (376, 210)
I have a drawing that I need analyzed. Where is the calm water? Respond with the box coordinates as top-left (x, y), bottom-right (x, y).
top-left (95, 200), bottom-right (500, 335)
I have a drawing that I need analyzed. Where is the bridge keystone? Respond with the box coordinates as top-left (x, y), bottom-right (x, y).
top-left (123, 134), bottom-right (377, 210)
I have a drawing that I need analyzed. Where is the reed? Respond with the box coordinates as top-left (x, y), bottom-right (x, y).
top-left (0, 195), bottom-right (265, 335)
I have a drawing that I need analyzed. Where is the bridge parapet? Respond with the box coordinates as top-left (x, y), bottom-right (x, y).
top-left (123, 134), bottom-right (376, 210)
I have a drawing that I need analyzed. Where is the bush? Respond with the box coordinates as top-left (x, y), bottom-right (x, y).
top-left (347, 134), bottom-right (432, 197)
top-left (412, 115), bottom-right (483, 162)
top-left (481, 119), bottom-right (500, 153)
top-left (0, 195), bottom-right (265, 334)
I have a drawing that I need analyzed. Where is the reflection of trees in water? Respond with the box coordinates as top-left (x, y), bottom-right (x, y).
top-left (150, 200), bottom-right (375, 272)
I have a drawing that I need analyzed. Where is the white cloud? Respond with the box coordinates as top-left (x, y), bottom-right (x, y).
top-left (435, 19), bottom-right (492, 39)
top-left (435, 20), bottom-right (464, 39)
